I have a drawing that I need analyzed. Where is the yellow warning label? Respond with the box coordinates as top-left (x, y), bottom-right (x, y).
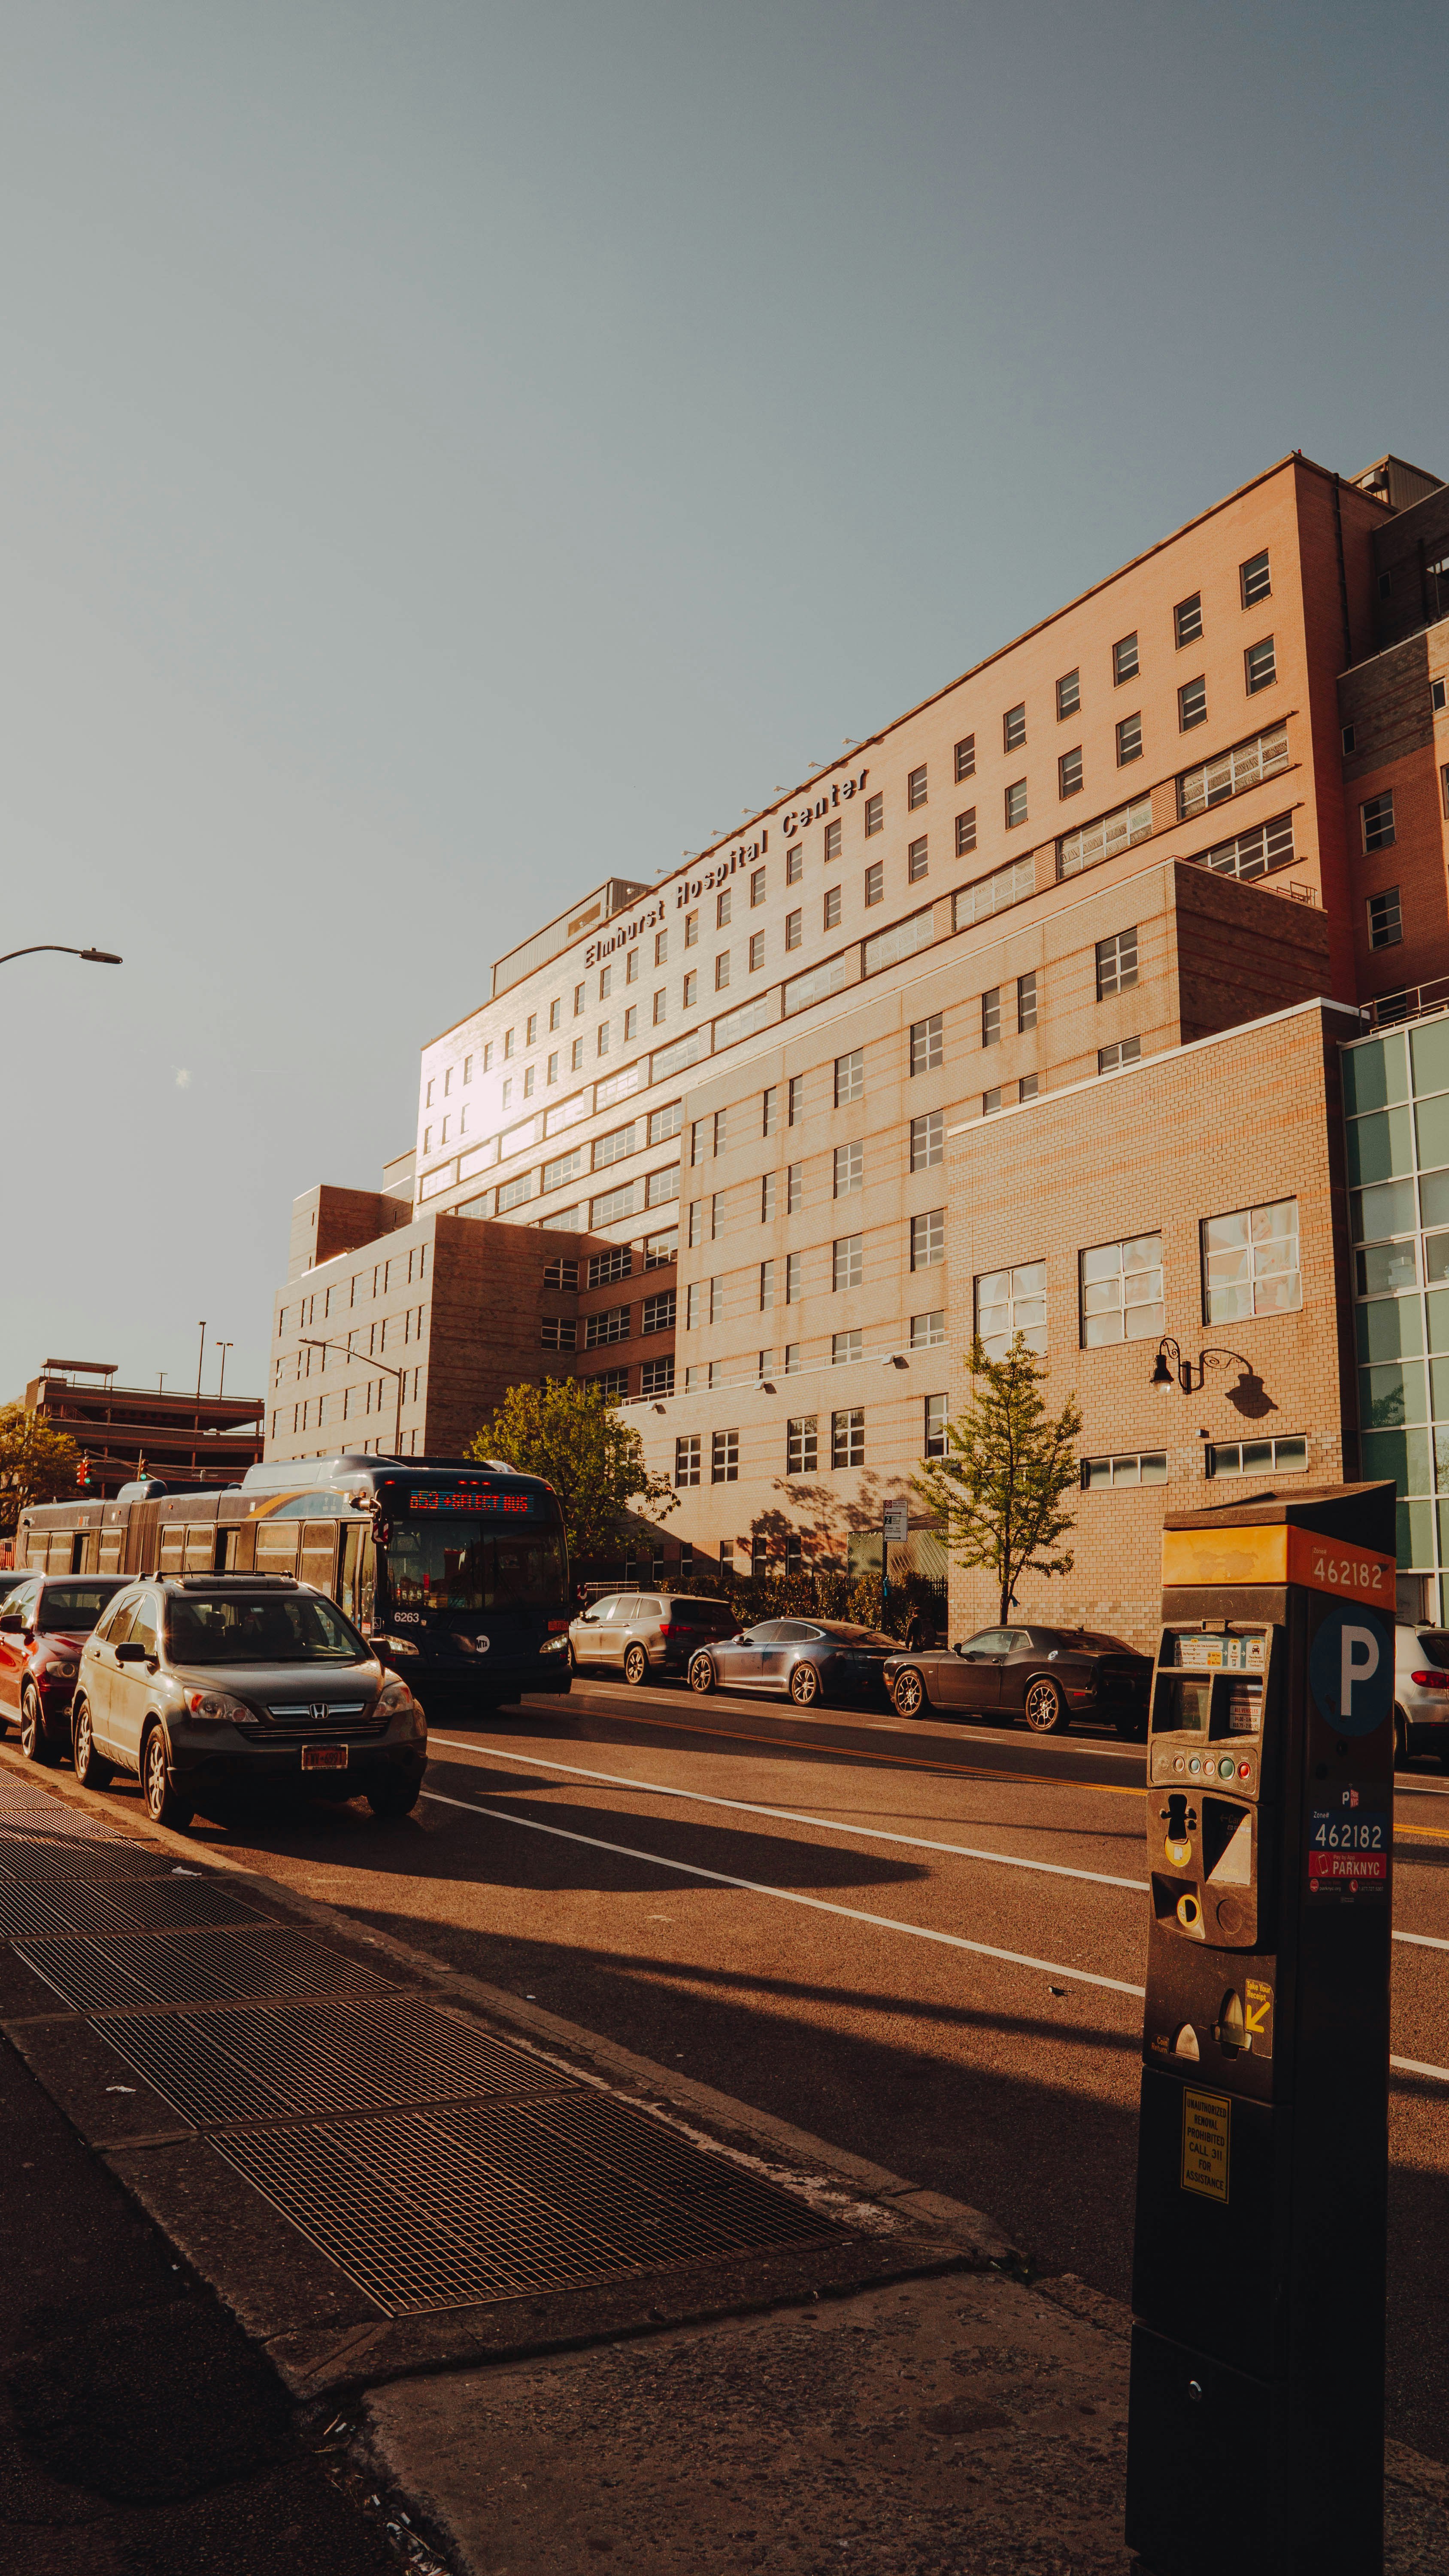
top-left (1244, 1977), bottom-right (1274, 2061)
top-left (1181, 2087), bottom-right (1231, 2203)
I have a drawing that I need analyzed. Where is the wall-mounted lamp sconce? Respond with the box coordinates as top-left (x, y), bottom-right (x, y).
top-left (1151, 1336), bottom-right (1253, 1396)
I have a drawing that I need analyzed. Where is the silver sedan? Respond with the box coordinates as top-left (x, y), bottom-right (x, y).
top-left (685, 1618), bottom-right (896, 1709)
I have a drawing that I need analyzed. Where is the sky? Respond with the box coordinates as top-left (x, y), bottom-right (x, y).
top-left (2, 0), bottom-right (1446, 1411)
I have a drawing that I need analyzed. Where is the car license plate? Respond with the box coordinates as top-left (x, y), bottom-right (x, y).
top-left (301, 1744), bottom-right (348, 1771)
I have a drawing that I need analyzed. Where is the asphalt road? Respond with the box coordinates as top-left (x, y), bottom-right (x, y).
top-left (67, 1674), bottom-right (1449, 2464)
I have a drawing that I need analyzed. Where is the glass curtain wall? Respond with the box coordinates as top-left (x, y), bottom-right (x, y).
top-left (1344, 1015), bottom-right (1449, 1619)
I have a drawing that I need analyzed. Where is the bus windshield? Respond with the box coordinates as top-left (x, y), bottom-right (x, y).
top-left (386, 1519), bottom-right (568, 1612)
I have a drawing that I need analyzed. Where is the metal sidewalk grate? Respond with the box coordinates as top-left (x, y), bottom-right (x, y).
top-left (88, 1878), bottom-right (273, 1932)
top-left (0, 1880), bottom-right (145, 1941)
top-left (15, 1926), bottom-right (400, 2014)
top-left (212, 2090), bottom-right (840, 2316)
top-left (0, 1831), bottom-right (173, 1882)
top-left (90, 1996), bottom-right (565, 2128)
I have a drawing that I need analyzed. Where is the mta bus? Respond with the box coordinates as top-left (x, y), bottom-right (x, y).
top-left (15, 1452), bottom-right (572, 1719)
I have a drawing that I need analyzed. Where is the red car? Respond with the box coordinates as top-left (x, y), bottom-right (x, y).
top-left (0, 1574), bottom-right (132, 1765)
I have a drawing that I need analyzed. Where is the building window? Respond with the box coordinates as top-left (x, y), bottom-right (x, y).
top-left (1059, 745), bottom-right (1083, 798)
top-left (685, 1281), bottom-right (701, 1329)
top-left (653, 990), bottom-right (667, 1025)
top-left (787, 1415), bottom-right (818, 1474)
top-left (655, 931), bottom-right (668, 966)
top-left (982, 1087), bottom-right (1002, 1115)
top-left (785, 1250), bottom-right (801, 1303)
top-left (762, 1086), bottom-right (779, 1138)
top-left (1443, 762), bottom-right (1449, 821)
top-left (1367, 887), bottom-right (1403, 950)
top-left (1240, 550), bottom-right (1271, 608)
top-left (789, 1075), bottom-right (804, 1125)
top-left (910, 1309), bottom-right (946, 1347)
top-left (640, 1357), bottom-right (674, 1398)
top-left (835, 1048), bottom-right (863, 1105)
top-left (483, 1041), bottom-right (494, 1069)
top-left (540, 1316), bottom-right (577, 1351)
top-left (625, 953), bottom-right (639, 988)
top-left (1245, 636), bottom-right (1276, 695)
top-left (676, 1435), bottom-right (700, 1487)
top-left (759, 1260), bottom-right (774, 1311)
top-left (1004, 703), bottom-right (1027, 752)
top-left (1096, 927), bottom-right (1138, 998)
top-left (573, 984), bottom-right (585, 1016)
top-left (865, 792), bottom-right (884, 835)
top-left (825, 818), bottom-right (842, 861)
top-left (761, 1171), bottom-right (776, 1222)
top-left (956, 807), bottom-right (978, 856)
top-left (1017, 970), bottom-right (1037, 1033)
top-left (1019, 1074), bottom-right (1038, 1102)
top-left (709, 1274), bottom-right (724, 1323)
top-left (911, 1209), bottom-right (945, 1270)
top-left (955, 735), bottom-right (976, 780)
top-left (1208, 1435), bottom-right (1308, 1478)
top-left (1342, 723), bottom-right (1356, 755)
top-left (644, 1231), bottom-right (676, 1269)
top-left (683, 972), bottom-right (698, 1009)
top-left (1433, 677), bottom-right (1447, 714)
top-left (981, 986), bottom-right (1001, 1047)
top-left (908, 765), bottom-right (928, 809)
top-left (715, 952), bottom-right (731, 990)
top-left (717, 888), bottom-right (732, 928)
top-left (1179, 675), bottom-right (1207, 732)
top-left (833, 1233), bottom-right (863, 1290)
top-left (571, 1039), bottom-right (584, 1071)
top-left (422, 1125), bottom-right (432, 1154)
top-left (597, 1025), bottom-right (610, 1057)
top-left (1116, 711), bottom-right (1143, 765)
top-left (597, 972), bottom-right (611, 1004)
top-left (548, 1050), bottom-right (560, 1080)
top-left (1098, 1036), bottom-right (1141, 1072)
top-left (711, 1430), bottom-right (739, 1484)
top-left (685, 911), bottom-right (699, 948)
top-left (1006, 779), bottom-right (1028, 828)
top-left (786, 1161), bottom-right (802, 1214)
top-left (825, 885), bottom-right (842, 930)
top-left (786, 907), bottom-right (803, 950)
top-left (642, 1290), bottom-right (676, 1334)
top-left (1202, 1198), bottom-right (1300, 1324)
top-left (865, 860), bottom-right (884, 907)
top-left (1081, 1451), bottom-right (1169, 1489)
top-left (749, 930), bottom-right (765, 972)
top-left (1174, 593), bottom-right (1203, 647)
top-left (1361, 792), bottom-right (1396, 853)
top-left (751, 866), bottom-right (767, 907)
top-left (1056, 670), bottom-right (1080, 720)
top-left (1113, 632), bottom-right (1139, 684)
top-left (923, 1394), bottom-right (947, 1458)
top-left (1080, 1232), bottom-right (1164, 1346)
top-left (543, 1257), bottom-right (579, 1290)
top-left (910, 1013), bottom-right (943, 1075)
top-left (831, 1409), bottom-right (865, 1467)
top-left (834, 1139), bottom-right (863, 1197)
top-left (786, 845), bottom-right (803, 886)
top-left (622, 1009), bottom-right (637, 1043)
top-left (584, 1304), bottom-right (631, 1349)
top-left (589, 1245), bottom-right (632, 1287)
top-left (833, 1328), bottom-right (862, 1365)
top-left (976, 1259), bottom-right (1046, 1358)
top-left (908, 835), bottom-right (928, 882)
top-left (910, 1109), bottom-right (944, 1171)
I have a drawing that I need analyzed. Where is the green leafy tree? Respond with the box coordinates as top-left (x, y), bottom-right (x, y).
top-left (912, 1335), bottom-right (1083, 1623)
top-left (467, 1375), bottom-right (677, 1568)
top-left (0, 1403), bottom-right (81, 1539)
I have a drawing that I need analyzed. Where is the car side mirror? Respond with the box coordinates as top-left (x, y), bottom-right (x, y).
top-left (115, 1641), bottom-right (150, 1664)
top-left (953, 1642), bottom-right (968, 1658)
top-left (0, 1610), bottom-right (21, 1633)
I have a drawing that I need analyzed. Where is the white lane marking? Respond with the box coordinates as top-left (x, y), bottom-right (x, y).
top-left (418, 1787), bottom-right (1146, 1999)
top-left (420, 1788), bottom-right (1449, 2083)
top-left (429, 1733), bottom-right (1449, 1955)
top-left (427, 1735), bottom-right (1148, 1890)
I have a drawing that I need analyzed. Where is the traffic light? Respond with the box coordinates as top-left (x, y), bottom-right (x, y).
top-left (76, 1455), bottom-right (90, 1488)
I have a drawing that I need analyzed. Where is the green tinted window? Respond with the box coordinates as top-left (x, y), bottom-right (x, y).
top-left (1342, 1031), bottom-right (1407, 1117)
top-left (1360, 1361), bottom-right (1427, 1428)
top-left (1417, 1097), bottom-right (1449, 1174)
top-left (1347, 1106), bottom-right (1413, 1189)
top-left (1356, 1297), bottom-right (1424, 1363)
top-left (1362, 1428), bottom-right (1431, 1494)
top-left (1410, 1018), bottom-right (1449, 1098)
top-left (1350, 1178), bottom-right (1416, 1242)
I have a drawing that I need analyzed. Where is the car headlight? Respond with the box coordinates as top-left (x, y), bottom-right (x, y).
top-left (47, 1660), bottom-right (78, 1681)
top-left (185, 1689), bottom-right (256, 1728)
top-left (381, 1634), bottom-right (421, 1658)
top-left (539, 1632), bottom-right (570, 1656)
top-left (377, 1677), bottom-right (415, 1713)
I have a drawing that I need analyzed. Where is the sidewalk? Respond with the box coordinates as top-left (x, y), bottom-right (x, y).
top-left (2, 1745), bottom-right (1445, 2575)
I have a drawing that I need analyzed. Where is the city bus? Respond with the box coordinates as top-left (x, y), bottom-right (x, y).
top-left (15, 1453), bottom-right (572, 1719)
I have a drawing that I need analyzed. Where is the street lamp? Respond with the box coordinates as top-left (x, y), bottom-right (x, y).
top-left (215, 1341), bottom-right (233, 1399)
top-left (0, 945), bottom-right (122, 967)
top-left (1151, 1336), bottom-right (1253, 1395)
top-left (301, 1337), bottom-right (407, 1457)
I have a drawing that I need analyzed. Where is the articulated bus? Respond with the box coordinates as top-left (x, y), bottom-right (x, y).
top-left (16, 1452), bottom-right (573, 1718)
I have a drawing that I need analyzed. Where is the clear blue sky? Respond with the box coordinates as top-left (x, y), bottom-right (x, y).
top-left (3, 0), bottom-right (1446, 1409)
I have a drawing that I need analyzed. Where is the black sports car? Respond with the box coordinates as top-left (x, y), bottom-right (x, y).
top-left (882, 1622), bottom-right (1152, 1737)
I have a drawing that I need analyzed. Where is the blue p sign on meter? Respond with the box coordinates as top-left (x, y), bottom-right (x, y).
top-left (1308, 1605), bottom-right (1393, 1738)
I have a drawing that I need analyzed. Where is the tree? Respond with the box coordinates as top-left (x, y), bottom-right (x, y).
top-left (912, 1336), bottom-right (1082, 1624)
top-left (0, 1404), bottom-right (81, 1540)
top-left (468, 1375), bottom-right (677, 1568)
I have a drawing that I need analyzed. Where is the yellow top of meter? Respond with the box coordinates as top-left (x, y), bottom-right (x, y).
top-left (1161, 1522), bottom-right (1393, 1609)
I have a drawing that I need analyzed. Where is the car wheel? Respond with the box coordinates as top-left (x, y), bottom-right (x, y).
top-left (892, 1667), bottom-right (926, 1720)
top-left (1023, 1677), bottom-right (1068, 1735)
top-left (142, 1728), bottom-right (193, 1829)
top-left (19, 1686), bottom-right (60, 1767)
top-left (367, 1772), bottom-right (421, 1819)
top-left (623, 1643), bottom-right (648, 1686)
top-left (72, 1700), bottom-right (113, 1791)
top-left (688, 1652), bottom-right (716, 1695)
top-left (789, 1661), bottom-right (822, 1707)
top-left (1394, 1706), bottom-right (1410, 1770)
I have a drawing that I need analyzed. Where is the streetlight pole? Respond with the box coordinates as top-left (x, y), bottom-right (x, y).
top-left (0, 945), bottom-right (123, 967)
top-left (300, 1337), bottom-right (406, 1458)
top-left (195, 1322), bottom-right (207, 1404)
top-left (215, 1341), bottom-right (233, 1399)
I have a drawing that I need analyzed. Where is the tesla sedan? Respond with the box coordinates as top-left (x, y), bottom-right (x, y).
top-left (686, 1618), bottom-right (896, 1708)
top-left (882, 1623), bottom-right (1153, 1736)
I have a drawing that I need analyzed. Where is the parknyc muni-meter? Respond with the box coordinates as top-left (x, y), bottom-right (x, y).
top-left (1125, 1481), bottom-right (1396, 2576)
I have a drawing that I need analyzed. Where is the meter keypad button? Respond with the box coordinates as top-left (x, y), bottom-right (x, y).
top-left (1218, 1756), bottom-right (1235, 1779)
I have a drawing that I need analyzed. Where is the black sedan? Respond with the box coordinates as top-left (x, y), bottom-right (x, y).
top-left (882, 1623), bottom-right (1153, 1737)
top-left (687, 1619), bottom-right (897, 1708)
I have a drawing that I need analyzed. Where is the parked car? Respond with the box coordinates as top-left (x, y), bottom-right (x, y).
top-left (568, 1591), bottom-right (740, 1685)
top-left (1394, 1622), bottom-right (1449, 1766)
top-left (0, 1574), bottom-right (133, 1764)
top-left (685, 1619), bottom-right (897, 1708)
top-left (0, 1569), bottom-right (32, 1606)
top-left (883, 1623), bottom-right (1153, 1736)
top-left (71, 1572), bottom-right (427, 1827)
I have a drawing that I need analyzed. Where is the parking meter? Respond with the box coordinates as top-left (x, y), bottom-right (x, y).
top-left (1125, 1482), bottom-right (1396, 2576)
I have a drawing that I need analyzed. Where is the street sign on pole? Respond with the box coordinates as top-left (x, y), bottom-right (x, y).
top-left (882, 1501), bottom-right (909, 1543)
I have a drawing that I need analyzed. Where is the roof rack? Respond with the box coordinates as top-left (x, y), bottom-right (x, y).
top-left (171, 1573), bottom-right (300, 1589)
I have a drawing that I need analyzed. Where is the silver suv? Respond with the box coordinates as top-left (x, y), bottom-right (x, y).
top-left (1394, 1622), bottom-right (1449, 1766)
top-left (72, 1573), bottom-right (428, 1828)
top-left (568, 1591), bottom-right (740, 1686)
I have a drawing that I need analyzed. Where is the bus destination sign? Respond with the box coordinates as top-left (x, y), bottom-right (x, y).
top-left (406, 1486), bottom-right (539, 1518)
